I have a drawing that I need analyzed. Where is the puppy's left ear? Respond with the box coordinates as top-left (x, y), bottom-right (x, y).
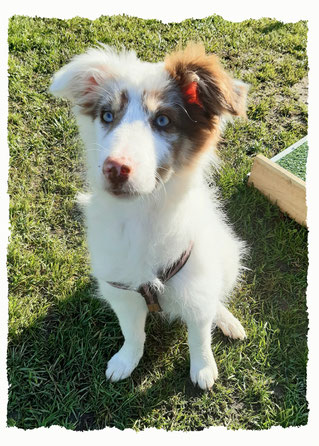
top-left (165, 43), bottom-right (248, 119)
top-left (49, 47), bottom-right (113, 114)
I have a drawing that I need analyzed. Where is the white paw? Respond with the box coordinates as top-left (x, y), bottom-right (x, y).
top-left (218, 315), bottom-right (247, 340)
top-left (105, 348), bottom-right (141, 382)
top-left (190, 359), bottom-right (218, 390)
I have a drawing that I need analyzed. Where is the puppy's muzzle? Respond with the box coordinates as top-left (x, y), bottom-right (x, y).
top-left (103, 157), bottom-right (132, 190)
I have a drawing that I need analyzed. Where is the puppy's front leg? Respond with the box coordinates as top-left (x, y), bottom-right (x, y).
top-left (99, 281), bottom-right (148, 382)
top-left (186, 317), bottom-right (218, 390)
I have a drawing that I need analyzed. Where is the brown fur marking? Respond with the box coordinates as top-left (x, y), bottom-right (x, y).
top-left (164, 43), bottom-right (247, 119)
top-left (162, 43), bottom-right (247, 168)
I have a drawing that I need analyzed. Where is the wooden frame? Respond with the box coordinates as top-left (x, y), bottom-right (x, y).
top-left (248, 138), bottom-right (307, 227)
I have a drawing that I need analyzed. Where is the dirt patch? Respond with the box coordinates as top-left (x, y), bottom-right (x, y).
top-left (293, 76), bottom-right (308, 104)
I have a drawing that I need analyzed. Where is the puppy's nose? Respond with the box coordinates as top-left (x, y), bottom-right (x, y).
top-left (103, 157), bottom-right (132, 185)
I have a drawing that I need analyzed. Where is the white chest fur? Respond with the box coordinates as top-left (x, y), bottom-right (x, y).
top-left (84, 187), bottom-right (194, 287)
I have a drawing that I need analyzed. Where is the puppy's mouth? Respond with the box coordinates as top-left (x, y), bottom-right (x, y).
top-left (104, 182), bottom-right (139, 198)
top-left (105, 173), bottom-right (171, 198)
top-left (107, 188), bottom-right (139, 199)
top-left (104, 178), bottom-right (150, 199)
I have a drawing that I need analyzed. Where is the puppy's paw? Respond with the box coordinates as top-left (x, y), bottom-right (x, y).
top-left (105, 349), bottom-right (140, 382)
top-left (218, 315), bottom-right (247, 340)
top-left (190, 360), bottom-right (218, 390)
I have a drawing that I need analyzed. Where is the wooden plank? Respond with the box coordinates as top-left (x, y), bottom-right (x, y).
top-left (248, 154), bottom-right (307, 226)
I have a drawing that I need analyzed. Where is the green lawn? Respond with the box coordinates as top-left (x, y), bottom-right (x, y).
top-left (7, 15), bottom-right (308, 430)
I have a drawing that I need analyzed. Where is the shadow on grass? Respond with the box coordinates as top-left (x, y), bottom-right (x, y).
top-left (7, 184), bottom-right (308, 431)
top-left (7, 278), bottom-right (194, 430)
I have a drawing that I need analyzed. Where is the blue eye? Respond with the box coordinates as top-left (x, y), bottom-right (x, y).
top-left (102, 111), bottom-right (114, 123)
top-left (155, 115), bottom-right (170, 127)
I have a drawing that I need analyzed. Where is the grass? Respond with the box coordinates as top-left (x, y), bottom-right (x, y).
top-left (276, 141), bottom-right (309, 181)
top-left (7, 15), bottom-right (308, 431)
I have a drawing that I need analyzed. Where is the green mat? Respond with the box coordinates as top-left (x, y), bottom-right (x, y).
top-left (276, 141), bottom-right (308, 181)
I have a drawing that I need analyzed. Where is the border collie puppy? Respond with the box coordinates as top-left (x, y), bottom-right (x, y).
top-left (50, 43), bottom-right (248, 390)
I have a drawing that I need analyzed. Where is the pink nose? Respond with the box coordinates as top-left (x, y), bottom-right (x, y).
top-left (102, 157), bottom-right (132, 186)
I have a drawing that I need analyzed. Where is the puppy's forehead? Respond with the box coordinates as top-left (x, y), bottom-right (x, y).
top-left (109, 61), bottom-right (172, 100)
top-left (126, 61), bottom-right (169, 88)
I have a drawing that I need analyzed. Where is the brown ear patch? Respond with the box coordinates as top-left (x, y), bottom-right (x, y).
top-left (164, 43), bottom-right (247, 119)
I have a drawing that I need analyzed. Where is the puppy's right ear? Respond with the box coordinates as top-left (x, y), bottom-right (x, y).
top-left (165, 43), bottom-right (248, 119)
top-left (49, 48), bottom-right (111, 112)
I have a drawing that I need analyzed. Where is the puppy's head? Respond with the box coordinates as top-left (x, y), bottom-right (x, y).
top-left (50, 43), bottom-right (248, 198)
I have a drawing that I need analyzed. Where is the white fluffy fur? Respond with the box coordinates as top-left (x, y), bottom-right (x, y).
top-left (50, 46), bottom-right (247, 390)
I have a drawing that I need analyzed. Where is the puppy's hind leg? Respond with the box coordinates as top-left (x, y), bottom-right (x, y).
top-left (215, 302), bottom-right (246, 340)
